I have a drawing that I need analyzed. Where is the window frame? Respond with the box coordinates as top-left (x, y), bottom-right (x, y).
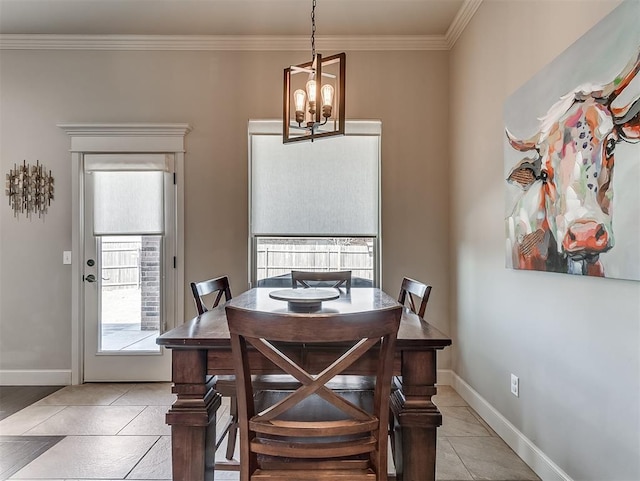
top-left (248, 120), bottom-right (382, 288)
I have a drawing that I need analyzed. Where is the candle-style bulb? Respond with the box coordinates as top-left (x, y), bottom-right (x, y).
top-left (293, 89), bottom-right (306, 124)
top-left (306, 79), bottom-right (317, 116)
top-left (321, 84), bottom-right (334, 118)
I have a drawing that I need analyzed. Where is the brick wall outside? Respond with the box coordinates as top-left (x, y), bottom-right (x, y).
top-left (140, 236), bottom-right (161, 331)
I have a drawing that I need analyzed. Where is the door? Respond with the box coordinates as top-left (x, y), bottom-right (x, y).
top-left (82, 154), bottom-right (175, 381)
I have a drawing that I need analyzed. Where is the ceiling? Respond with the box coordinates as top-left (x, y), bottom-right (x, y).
top-left (0, 0), bottom-right (468, 37)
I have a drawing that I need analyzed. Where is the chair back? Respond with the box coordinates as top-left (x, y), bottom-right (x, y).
top-left (226, 304), bottom-right (401, 480)
top-left (190, 275), bottom-right (232, 315)
top-left (291, 270), bottom-right (352, 292)
top-left (397, 277), bottom-right (431, 318)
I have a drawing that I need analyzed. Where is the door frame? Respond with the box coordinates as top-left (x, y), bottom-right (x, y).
top-left (59, 123), bottom-right (191, 384)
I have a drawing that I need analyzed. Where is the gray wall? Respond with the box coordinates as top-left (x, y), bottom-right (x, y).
top-left (0, 50), bottom-right (451, 371)
top-left (449, 1), bottom-right (639, 480)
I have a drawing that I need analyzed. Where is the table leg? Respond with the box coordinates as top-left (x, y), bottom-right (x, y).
top-left (165, 349), bottom-right (221, 481)
top-left (390, 350), bottom-right (442, 481)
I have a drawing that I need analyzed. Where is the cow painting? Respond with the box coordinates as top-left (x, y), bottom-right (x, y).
top-left (505, 49), bottom-right (640, 277)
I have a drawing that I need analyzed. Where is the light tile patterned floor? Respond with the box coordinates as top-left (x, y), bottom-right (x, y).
top-left (0, 383), bottom-right (539, 481)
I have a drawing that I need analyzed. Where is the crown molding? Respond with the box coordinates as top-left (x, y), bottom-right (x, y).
top-left (0, 34), bottom-right (451, 51)
top-left (0, 1), bottom-right (482, 52)
top-left (446, 0), bottom-right (483, 49)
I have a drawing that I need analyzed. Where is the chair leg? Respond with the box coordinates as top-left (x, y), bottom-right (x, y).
top-left (225, 395), bottom-right (239, 460)
top-left (389, 407), bottom-right (396, 458)
top-left (389, 408), bottom-right (403, 481)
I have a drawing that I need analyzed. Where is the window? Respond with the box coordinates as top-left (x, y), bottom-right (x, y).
top-left (249, 120), bottom-right (381, 287)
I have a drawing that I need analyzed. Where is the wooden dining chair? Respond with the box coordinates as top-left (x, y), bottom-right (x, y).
top-left (226, 304), bottom-right (402, 481)
top-left (190, 275), bottom-right (301, 464)
top-left (291, 269), bottom-right (352, 292)
top-left (397, 276), bottom-right (432, 318)
top-left (190, 276), bottom-right (239, 460)
top-left (390, 276), bottom-right (432, 479)
top-left (190, 275), bottom-right (233, 316)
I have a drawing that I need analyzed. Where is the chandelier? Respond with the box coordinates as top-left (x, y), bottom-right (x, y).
top-left (5, 160), bottom-right (54, 218)
top-left (283, 0), bottom-right (346, 143)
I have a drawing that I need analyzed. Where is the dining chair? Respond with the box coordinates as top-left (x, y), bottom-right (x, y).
top-left (190, 275), bottom-right (301, 463)
top-left (291, 269), bottom-right (352, 292)
top-left (225, 303), bottom-right (402, 481)
top-left (397, 276), bottom-right (432, 318)
top-left (190, 276), bottom-right (238, 460)
top-left (190, 275), bottom-right (233, 316)
top-left (390, 276), bottom-right (432, 479)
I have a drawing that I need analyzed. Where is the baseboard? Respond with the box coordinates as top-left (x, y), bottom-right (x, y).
top-left (450, 372), bottom-right (573, 481)
top-left (437, 368), bottom-right (453, 386)
top-left (0, 370), bottom-right (72, 386)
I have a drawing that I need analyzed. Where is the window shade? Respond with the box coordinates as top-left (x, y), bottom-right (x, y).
top-left (92, 171), bottom-right (164, 236)
top-left (251, 135), bottom-right (379, 236)
top-left (85, 154), bottom-right (170, 236)
top-left (84, 154), bottom-right (172, 172)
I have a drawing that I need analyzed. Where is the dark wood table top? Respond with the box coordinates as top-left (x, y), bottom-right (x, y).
top-left (158, 287), bottom-right (451, 350)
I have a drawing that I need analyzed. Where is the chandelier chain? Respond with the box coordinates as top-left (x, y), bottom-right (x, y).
top-left (311, 0), bottom-right (316, 61)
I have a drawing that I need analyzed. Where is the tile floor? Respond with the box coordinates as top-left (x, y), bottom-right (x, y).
top-left (0, 383), bottom-right (540, 481)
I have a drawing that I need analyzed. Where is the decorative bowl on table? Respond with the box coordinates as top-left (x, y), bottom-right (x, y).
top-left (269, 288), bottom-right (339, 312)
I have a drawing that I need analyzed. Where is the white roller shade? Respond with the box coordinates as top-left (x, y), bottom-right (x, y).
top-left (85, 154), bottom-right (171, 236)
top-left (84, 154), bottom-right (172, 172)
top-left (251, 134), bottom-right (379, 236)
top-left (92, 171), bottom-right (165, 236)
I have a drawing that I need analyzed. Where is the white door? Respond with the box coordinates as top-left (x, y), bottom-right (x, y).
top-left (82, 154), bottom-right (175, 381)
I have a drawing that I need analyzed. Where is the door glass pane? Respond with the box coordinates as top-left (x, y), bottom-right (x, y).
top-left (99, 235), bottom-right (161, 352)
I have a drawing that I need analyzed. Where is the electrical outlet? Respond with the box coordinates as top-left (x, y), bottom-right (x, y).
top-left (511, 374), bottom-right (519, 397)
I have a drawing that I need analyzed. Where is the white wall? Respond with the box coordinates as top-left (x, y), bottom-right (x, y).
top-left (450, 1), bottom-right (640, 480)
top-left (0, 50), bottom-right (451, 376)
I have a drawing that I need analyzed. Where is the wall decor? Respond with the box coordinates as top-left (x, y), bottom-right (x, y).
top-left (504, 0), bottom-right (640, 281)
top-left (5, 160), bottom-right (55, 218)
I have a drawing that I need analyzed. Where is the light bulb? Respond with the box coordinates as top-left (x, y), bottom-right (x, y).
top-left (306, 79), bottom-right (317, 115)
top-left (293, 89), bottom-right (306, 124)
top-left (321, 84), bottom-right (334, 118)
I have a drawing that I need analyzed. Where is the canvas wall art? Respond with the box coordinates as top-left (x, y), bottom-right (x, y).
top-left (504, 0), bottom-right (640, 281)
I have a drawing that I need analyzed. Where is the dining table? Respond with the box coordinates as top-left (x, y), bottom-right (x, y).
top-left (157, 286), bottom-right (451, 481)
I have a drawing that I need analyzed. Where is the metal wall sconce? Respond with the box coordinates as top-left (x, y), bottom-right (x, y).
top-left (5, 160), bottom-right (54, 218)
top-left (283, 0), bottom-right (346, 143)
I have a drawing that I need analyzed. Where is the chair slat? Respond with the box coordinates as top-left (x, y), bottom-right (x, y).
top-left (251, 436), bottom-right (377, 457)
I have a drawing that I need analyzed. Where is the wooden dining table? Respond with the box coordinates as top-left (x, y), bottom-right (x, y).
top-left (157, 287), bottom-right (451, 481)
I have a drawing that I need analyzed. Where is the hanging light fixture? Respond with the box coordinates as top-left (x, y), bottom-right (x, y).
top-left (283, 0), bottom-right (346, 143)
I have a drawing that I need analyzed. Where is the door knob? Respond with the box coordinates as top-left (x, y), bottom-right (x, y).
top-left (85, 274), bottom-right (96, 283)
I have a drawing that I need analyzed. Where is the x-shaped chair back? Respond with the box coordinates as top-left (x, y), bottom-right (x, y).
top-left (190, 275), bottom-right (232, 315)
top-left (291, 270), bottom-right (352, 292)
top-left (397, 277), bottom-right (432, 318)
top-left (226, 304), bottom-right (402, 480)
